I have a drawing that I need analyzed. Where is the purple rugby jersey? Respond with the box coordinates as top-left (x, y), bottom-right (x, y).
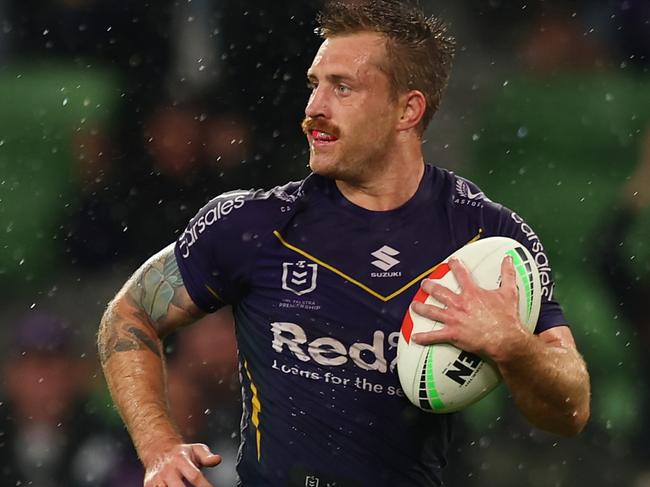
top-left (174, 164), bottom-right (567, 487)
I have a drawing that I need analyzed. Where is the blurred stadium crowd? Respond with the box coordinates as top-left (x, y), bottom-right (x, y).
top-left (0, 0), bottom-right (648, 485)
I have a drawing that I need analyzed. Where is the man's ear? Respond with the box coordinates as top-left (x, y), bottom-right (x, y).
top-left (396, 90), bottom-right (426, 132)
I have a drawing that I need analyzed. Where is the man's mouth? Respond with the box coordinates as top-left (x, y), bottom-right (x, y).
top-left (311, 130), bottom-right (339, 142)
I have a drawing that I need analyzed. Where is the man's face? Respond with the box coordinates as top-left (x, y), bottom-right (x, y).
top-left (303, 32), bottom-right (400, 183)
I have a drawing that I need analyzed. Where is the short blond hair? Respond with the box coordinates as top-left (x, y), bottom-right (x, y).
top-left (317, 0), bottom-right (455, 133)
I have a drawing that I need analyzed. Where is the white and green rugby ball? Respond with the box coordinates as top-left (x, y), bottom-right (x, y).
top-left (397, 237), bottom-right (542, 413)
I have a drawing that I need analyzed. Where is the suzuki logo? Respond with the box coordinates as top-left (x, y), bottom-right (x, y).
top-left (282, 261), bottom-right (318, 296)
top-left (371, 245), bottom-right (400, 271)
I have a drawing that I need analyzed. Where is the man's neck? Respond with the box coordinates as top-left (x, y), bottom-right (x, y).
top-left (335, 154), bottom-right (426, 211)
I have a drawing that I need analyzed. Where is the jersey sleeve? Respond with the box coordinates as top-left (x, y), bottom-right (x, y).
top-left (486, 205), bottom-right (568, 334)
top-left (173, 190), bottom-right (255, 313)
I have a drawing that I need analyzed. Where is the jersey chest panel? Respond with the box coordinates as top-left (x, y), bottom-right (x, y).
top-left (236, 206), bottom-right (466, 399)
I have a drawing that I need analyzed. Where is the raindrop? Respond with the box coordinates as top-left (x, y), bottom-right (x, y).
top-left (516, 127), bottom-right (528, 138)
top-left (605, 93), bottom-right (614, 102)
top-left (62, 98), bottom-right (68, 106)
top-left (471, 134), bottom-right (480, 141)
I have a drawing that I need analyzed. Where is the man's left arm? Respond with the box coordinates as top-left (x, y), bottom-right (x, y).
top-left (493, 324), bottom-right (590, 436)
top-left (411, 257), bottom-right (590, 436)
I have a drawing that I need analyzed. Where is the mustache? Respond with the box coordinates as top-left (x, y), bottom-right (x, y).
top-left (301, 117), bottom-right (341, 138)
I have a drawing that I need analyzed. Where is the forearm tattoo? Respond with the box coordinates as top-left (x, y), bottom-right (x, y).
top-left (99, 320), bottom-right (162, 364)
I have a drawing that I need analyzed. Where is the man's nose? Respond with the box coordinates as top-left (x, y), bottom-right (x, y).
top-left (305, 86), bottom-right (330, 119)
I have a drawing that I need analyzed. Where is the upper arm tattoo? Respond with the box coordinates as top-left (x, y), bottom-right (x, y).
top-left (127, 244), bottom-right (204, 334)
top-left (131, 248), bottom-right (186, 321)
top-left (99, 244), bottom-right (204, 365)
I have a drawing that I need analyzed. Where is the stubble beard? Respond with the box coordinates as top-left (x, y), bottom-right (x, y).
top-left (310, 144), bottom-right (393, 188)
top-left (309, 142), bottom-right (359, 184)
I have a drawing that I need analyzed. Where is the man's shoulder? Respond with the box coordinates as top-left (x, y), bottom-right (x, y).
top-left (209, 179), bottom-right (304, 206)
top-left (199, 179), bottom-right (306, 220)
top-left (432, 167), bottom-right (505, 214)
top-left (177, 179), bottom-right (308, 260)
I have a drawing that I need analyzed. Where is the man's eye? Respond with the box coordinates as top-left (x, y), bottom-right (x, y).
top-left (307, 82), bottom-right (317, 90)
top-left (336, 85), bottom-right (351, 95)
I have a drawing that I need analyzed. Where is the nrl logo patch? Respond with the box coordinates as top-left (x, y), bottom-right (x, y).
top-left (282, 261), bottom-right (318, 296)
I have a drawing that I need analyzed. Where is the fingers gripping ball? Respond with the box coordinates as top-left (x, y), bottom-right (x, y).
top-left (397, 237), bottom-right (542, 413)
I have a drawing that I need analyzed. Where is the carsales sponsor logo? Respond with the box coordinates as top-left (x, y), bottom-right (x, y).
top-left (511, 212), bottom-right (554, 300)
top-left (178, 193), bottom-right (247, 258)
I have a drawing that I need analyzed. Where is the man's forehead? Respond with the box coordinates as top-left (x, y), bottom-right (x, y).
top-left (308, 32), bottom-right (387, 76)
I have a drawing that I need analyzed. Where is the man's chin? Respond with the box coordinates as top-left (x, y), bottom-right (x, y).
top-left (309, 156), bottom-right (339, 177)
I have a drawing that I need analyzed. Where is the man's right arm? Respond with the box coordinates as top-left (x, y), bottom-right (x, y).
top-left (98, 243), bottom-right (221, 487)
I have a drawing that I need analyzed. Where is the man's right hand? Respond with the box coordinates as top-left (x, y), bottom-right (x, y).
top-left (143, 443), bottom-right (222, 487)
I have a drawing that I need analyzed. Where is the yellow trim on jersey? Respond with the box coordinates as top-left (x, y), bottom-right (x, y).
top-left (205, 285), bottom-right (226, 303)
top-left (244, 361), bottom-right (262, 462)
top-left (273, 229), bottom-right (483, 302)
top-left (469, 228), bottom-right (483, 243)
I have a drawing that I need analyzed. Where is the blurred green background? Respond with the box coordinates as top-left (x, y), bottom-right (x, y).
top-left (0, 1), bottom-right (649, 486)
